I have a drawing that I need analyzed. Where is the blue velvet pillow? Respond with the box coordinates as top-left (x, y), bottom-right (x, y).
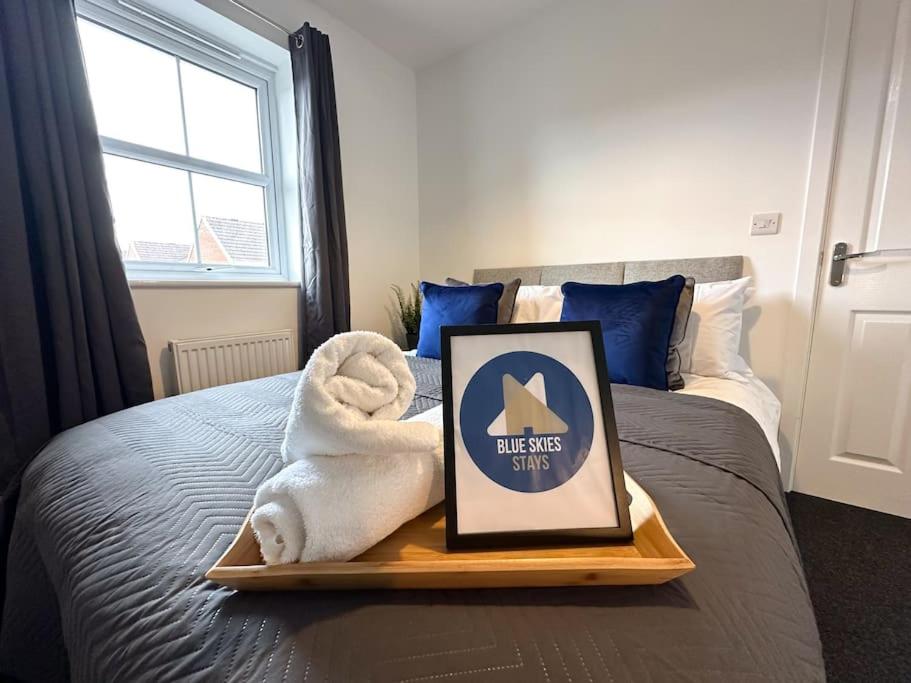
top-left (560, 276), bottom-right (686, 390)
top-left (417, 281), bottom-right (503, 359)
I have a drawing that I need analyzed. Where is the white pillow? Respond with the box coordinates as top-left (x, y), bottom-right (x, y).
top-left (679, 276), bottom-right (752, 378)
top-left (511, 285), bottom-right (564, 323)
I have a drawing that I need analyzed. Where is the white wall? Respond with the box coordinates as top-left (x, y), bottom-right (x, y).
top-left (132, 284), bottom-right (299, 398)
top-left (417, 0), bottom-right (829, 399)
top-left (135, 0), bottom-right (420, 397)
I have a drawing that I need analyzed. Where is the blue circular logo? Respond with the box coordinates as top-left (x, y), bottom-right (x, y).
top-left (459, 351), bottom-right (594, 492)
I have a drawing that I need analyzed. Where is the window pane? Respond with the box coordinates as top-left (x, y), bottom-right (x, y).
top-left (78, 19), bottom-right (185, 154)
top-left (104, 155), bottom-right (196, 263)
top-left (180, 61), bottom-right (262, 172)
top-left (192, 175), bottom-right (269, 267)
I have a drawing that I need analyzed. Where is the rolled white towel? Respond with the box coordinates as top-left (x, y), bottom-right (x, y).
top-left (282, 331), bottom-right (439, 463)
top-left (253, 405), bottom-right (444, 564)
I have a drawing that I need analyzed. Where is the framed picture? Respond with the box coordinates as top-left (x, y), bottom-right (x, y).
top-left (441, 321), bottom-right (632, 550)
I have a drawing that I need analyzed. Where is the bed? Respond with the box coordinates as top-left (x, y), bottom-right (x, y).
top-left (0, 258), bottom-right (824, 682)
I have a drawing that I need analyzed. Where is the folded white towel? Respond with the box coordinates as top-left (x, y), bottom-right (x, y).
top-left (281, 331), bottom-right (439, 463)
top-left (253, 405), bottom-right (444, 564)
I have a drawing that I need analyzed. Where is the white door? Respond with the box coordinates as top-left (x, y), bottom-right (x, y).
top-left (795, 0), bottom-right (911, 517)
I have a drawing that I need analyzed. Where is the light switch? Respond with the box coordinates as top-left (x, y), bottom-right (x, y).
top-left (751, 212), bottom-right (781, 236)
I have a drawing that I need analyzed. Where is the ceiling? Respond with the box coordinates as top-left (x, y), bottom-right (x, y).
top-left (308, 0), bottom-right (557, 69)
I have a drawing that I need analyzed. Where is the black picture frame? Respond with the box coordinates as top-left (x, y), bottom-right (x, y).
top-left (441, 321), bottom-right (632, 550)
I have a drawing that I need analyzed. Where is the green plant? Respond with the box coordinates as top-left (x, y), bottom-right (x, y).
top-left (391, 283), bottom-right (422, 335)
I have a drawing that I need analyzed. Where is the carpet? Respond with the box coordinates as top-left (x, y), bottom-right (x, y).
top-left (788, 492), bottom-right (911, 682)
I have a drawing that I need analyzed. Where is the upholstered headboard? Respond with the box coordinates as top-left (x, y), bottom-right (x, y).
top-left (473, 256), bottom-right (743, 285)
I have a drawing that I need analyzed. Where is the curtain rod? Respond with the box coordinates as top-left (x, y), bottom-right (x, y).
top-left (228, 0), bottom-right (304, 46)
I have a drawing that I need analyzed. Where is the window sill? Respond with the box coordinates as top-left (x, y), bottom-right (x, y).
top-left (129, 279), bottom-right (300, 290)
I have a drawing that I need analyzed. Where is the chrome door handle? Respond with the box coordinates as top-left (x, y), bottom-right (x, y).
top-left (830, 242), bottom-right (911, 285)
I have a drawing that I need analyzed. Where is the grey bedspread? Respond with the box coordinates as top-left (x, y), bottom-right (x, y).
top-left (0, 357), bottom-right (823, 682)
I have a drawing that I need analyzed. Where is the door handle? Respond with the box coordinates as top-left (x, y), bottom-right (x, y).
top-left (830, 242), bottom-right (911, 285)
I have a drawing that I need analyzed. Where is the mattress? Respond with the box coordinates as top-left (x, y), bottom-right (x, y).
top-left (678, 371), bottom-right (782, 467)
top-left (0, 356), bottom-right (823, 682)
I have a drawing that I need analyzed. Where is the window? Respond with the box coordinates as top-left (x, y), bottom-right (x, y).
top-left (76, 1), bottom-right (287, 280)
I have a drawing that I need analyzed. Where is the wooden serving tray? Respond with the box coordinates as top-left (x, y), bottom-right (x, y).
top-left (207, 481), bottom-right (694, 591)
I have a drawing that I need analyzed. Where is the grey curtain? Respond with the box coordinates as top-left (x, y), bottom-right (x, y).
top-left (0, 0), bottom-right (153, 576)
top-left (289, 24), bottom-right (351, 361)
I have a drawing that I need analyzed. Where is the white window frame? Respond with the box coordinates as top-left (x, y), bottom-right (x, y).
top-left (76, 0), bottom-right (290, 282)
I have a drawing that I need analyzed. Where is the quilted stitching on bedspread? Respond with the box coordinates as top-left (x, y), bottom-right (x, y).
top-left (0, 361), bottom-right (823, 682)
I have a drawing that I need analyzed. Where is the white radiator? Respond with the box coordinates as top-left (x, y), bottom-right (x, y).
top-left (169, 329), bottom-right (296, 394)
